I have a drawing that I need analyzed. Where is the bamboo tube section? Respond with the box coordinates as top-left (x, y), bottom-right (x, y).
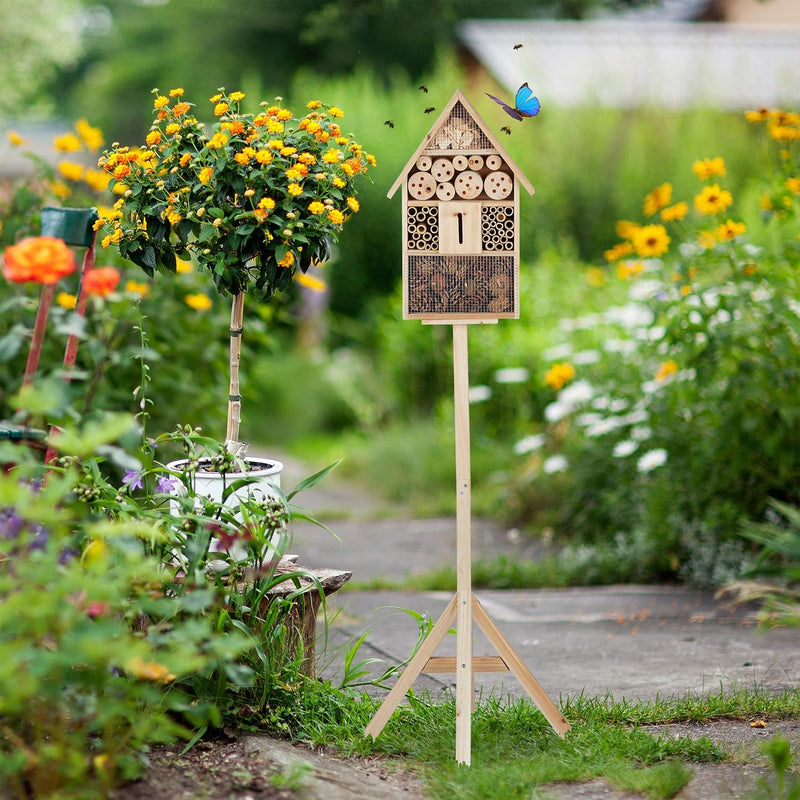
top-left (226, 291), bottom-right (245, 446)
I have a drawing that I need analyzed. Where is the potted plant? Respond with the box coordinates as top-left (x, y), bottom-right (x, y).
top-left (95, 87), bottom-right (374, 502)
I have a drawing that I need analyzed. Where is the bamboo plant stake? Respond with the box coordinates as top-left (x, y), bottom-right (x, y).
top-left (226, 291), bottom-right (245, 452)
top-left (44, 234), bottom-right (97, 464)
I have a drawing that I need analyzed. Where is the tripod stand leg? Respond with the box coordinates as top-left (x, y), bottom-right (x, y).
top-left (365, 593), bottom-right (458, 740)
top-left (471, 595), bottom-right (571, 736)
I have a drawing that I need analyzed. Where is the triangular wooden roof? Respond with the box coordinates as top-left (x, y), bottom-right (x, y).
top-left (387, 89), bottom-right (534, 199)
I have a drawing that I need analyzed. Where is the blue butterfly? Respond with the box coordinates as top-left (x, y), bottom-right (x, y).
top-left (486, 83), bottom-right (540, 121)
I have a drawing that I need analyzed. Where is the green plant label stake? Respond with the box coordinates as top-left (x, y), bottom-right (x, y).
top-left (366, 90), bottom-right (570, 765)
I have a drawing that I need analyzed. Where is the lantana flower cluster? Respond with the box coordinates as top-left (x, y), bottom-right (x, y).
top-left (96, 88), bottom-right (376, 300)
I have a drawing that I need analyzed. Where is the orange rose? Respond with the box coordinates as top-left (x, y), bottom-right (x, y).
top-left (2, 236), bottom-right (76, 284)
top-left (82, 266), bottom-right (121, 297)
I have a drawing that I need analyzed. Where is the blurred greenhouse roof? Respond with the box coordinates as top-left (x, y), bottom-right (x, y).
top-left (458, 18), bottom-right (800, 109)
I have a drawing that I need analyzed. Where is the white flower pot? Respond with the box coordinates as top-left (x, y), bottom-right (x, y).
top-left (167, 457), bottom-right (283, 507)
top-left (166, 457), bottom-right (285, 561)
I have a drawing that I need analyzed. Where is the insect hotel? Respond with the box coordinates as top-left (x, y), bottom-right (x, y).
top-left (388, 89), bottom-right (533, 322)
top-left (367, 91), bottom-right (570, 764)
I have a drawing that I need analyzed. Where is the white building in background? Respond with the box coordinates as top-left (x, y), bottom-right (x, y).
top-left (458, 0), bottom-right (800, 110)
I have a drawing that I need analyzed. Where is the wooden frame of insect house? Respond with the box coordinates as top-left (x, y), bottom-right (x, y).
top-left (366, 90), bottom-right (570, 764)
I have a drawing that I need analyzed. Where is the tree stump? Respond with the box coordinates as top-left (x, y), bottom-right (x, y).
top-left (261, 555), bottom-right (352, 677)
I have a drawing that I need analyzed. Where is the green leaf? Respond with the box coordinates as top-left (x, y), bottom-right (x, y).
top-left (48, 413), bottom-right (138, 458)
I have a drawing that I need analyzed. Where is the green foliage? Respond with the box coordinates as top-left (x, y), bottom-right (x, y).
top-left (0, 426), bottom-right (242, 798)
top-left (754, 735), bottom-right (800, 800)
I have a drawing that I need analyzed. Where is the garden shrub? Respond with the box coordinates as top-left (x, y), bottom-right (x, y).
top-left (503, 108), bottom-right (800, 585)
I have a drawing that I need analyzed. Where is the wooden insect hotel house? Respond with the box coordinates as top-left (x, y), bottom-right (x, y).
top-left (369, 90), bottom-right (570, 766)
top-left (388, 89), bottom-right (534, 321)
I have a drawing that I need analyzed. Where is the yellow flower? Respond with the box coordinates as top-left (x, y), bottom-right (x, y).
top-left (125, 280), bottom-right (150, 297)
top-left (698, 230), bottom-right (717, 249)
top-left (169, 87), bottom-right (184, 97)
top-left (58, 161), bottom-right (84, 181)
top-left (643, 182), bottom-right (672, 217)
top-left (146, 130), bottom-right (162, 146)
top-left (214, 102), bottom-right (229, 116)
top-left (56, 292), bottom-right (77, 309)
top-left (165, 123), bottom-right (181, 135)
top-left (346, 197), bottom-right (359, 212)
top-left (692, 157), bottom-right (725, 180)
top-left (179, 152), bottom-right (192, 167)
top-left (615, 220), bottom-right (641, 239)
top-left (604, 241), bottom-right (634, 262)
top-left (7, 130), bottom-right (26, 146)
top-left (255, 150), bottom-right (273, 165)
top-left (288, 183), bottom-right (303, 196)
top-left (295, 271), bottom-right (327, 292)
top-left (617, 261), bottom-right (644, 280)
top-left (54, 132), bottom-right (82, 152)
top-left (786, 177), bottom-right (800, 194)
top-left (694, 184), bottom-right (733, 215)
top-left (332, 177), bottom-right (346, 189)
top-left (229, 91), bottom-right (245, 102)
top-left (209, 93), bottom-right (222, 103)
top-left (768, 120), bottom-right (800, 142)
top-left (327, 208), bottom-right (344, 224)
top-left (585, 266), bottom-right (606, 287)
top-left (306, 100), bottom-right (322, 109)
top-left (308, 201), bottom-right (325, 215)
top-left (185, 293), bottom-right (212, 311)
top-left (207, 131), bottom-right (229, 149)
top-left (276, 108), bottom-right (292, 121)
top-left (328, 106), bottom-right (344, 117)
top-left (75, 119), bottom-right (103, 149)
top-left (166, 209), bottom-right (181, 225)
top-left (82, 538), bottom-right (108, 565)
top-left (632, 224), bottom-right (670, 258)
top-left (660, 201), bottom-right (688, 222)
top-left (655, 360), bottom-right (678, 382)
top-left (126, 656), bottom-right (175, 684)
top-left (175, 257), bottom-right (193, 273)
top-left (278, 251), bottom-right (295, 267)
top-left (745, 107), bottom-right (770, 124)
top-left (715, 219), bottom-right (746, 241)
top-left (544, 362), bottom-right (575, 391)
top-left (153, 95), bottom-right (169, 109)
top-left (83, 169), bottom-right (111, 192)
top-left (51, 180), bottom-right (71, 200)
top-left (322, 148), bottom-right (342, 164)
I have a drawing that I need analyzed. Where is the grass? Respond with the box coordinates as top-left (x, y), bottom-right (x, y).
top-left (266, 683), bottom-right (800, 800)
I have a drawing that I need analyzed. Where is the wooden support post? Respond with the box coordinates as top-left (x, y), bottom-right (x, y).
top-left (365, 322), bottom-right (570, 761)
top-left (453, 323), bottom-right (473, 764)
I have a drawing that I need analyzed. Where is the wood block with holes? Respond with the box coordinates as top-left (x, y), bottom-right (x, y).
top-left (388, 89), bottom-right (534, 322)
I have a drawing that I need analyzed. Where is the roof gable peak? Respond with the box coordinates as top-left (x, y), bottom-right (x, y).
top-left (388, 89), bottom-right (534, 198)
